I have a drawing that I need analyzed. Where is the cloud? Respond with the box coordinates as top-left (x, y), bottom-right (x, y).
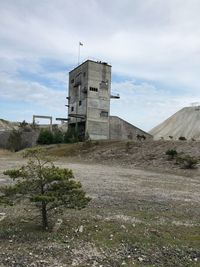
top-left (0, 73), bottom-right (66, 114)
top-left (111, 80), bottom-right (199, 131)
top-left (1, 0), bottom-right (200, 126)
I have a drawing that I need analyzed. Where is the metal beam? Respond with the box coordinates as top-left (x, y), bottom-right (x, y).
top-left (110, 94), bottom-right (120, 99)
top-left (68, 114), bottom-right (86, 119)
top-left (32, 115), bottom-right (53, 131)
top-left (55, 118), bottom-right (70, 121)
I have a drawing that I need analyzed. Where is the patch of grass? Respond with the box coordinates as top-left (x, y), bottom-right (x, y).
top-left (0, 204), bottom-right (199, 267)
top-left (39, 141), bottom-right (125, 158)
top-left (176, 155), bottom-right (198, 169)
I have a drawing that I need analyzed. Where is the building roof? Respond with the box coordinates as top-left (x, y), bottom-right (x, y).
top-left (69, 59), bottom-right (112, 74)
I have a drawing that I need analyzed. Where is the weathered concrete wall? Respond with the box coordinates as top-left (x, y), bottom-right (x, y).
top-left (0, 131), bottom-right (10, 149)
top-left (0, 130), bottom-right (40, 150)
top-left (86, 61), bottom-right (111, 140)
top-left (109, 116), bottom-right (152, 141)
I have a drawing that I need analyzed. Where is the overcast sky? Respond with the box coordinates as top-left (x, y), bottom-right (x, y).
top-left (1, 0), bottom-right (200, 131)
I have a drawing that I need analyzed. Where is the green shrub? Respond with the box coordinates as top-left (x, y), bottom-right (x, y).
top-left (64, 128), bottom-right (79, 143)
top-left (176, 155), bottom-right (198, 169)
top-left (37, 129), bottom-right (54, 145)
top-left (53, 129), bottom-right (64, 144)
top-left (165, 149), bottom-right (178, 160)
top-left (179, 136), bottom-right (187, 141)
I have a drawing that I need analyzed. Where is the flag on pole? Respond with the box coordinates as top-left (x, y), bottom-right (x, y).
top-left (79, 42), bottom-right (83, 46)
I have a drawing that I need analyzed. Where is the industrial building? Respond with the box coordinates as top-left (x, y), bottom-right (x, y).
top-left (67, 60), bottom-right (151, 141)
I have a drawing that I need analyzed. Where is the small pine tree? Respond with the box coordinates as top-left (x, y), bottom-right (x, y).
top-left (0, 148), bottom-right (91, 230)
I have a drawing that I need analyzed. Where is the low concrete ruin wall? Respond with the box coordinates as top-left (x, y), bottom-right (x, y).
top-left (109, 116), bottom-right (152, 141)
top-left (0, 130), bottom-right (40, 150)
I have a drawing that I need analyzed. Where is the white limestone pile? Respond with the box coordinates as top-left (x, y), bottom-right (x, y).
top-left (149, 106), bottom-right (200, 140)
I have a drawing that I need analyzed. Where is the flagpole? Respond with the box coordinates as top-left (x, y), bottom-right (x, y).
top-left (78, 42), bottom-right (83, 66)
top-left (78, 43), bottom-right (80, 65)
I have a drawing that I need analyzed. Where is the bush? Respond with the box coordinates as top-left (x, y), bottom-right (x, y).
top-left (165, 149), bottom-right (178, 160)
top-left (53, 129), bottom-right (64, 144)
top-left (179, 136), bottom-right (187, 141)
top-left (19, 120), bottom-right (28, 128)
top-left (176, 155), bottom-right (198, 169)
top-left (137, 134), bottom-right (146, 141)
top-left (64, 128), bottom-right (79, 143)
top-left (125, 141), bottom-right (131, 152)
top-left (37, 129), bottom-right (54, 145)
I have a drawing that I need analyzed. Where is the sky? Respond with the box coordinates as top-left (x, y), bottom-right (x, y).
top-left (1, 0), bottom-right (200, 131)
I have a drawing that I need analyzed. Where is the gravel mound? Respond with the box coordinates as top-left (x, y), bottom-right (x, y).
top-left (150, 106), bottom-right (200, 140)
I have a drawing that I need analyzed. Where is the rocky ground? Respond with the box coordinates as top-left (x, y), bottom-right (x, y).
top-left (0, 141), bottom-right (200, 266)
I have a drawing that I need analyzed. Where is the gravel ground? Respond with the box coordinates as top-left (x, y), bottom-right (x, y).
top-left (0, 150), bottom-right (199, 266)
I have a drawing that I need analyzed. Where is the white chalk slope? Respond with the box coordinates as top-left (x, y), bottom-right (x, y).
top-left (0, 119), bottom-right (19, 132)
top-left (149, 107), bottom-right (200, 140)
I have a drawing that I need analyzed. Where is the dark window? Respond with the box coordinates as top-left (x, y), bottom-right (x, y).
top-left (79, 100), bottom-right (82, 106)
top-left (100, 80), bottom-right (108, 89)
top-left (83, 87), bottom-right (87, 93)
top-left (89, 87), bottom-right (98, 92)
top-left (100, 111), bottom-right (108, 117)
top-left (71, 106), bottom-right (74, 112)
top-left (71, 79), bottom-right (74, 83)
top-left (83, 72), bottom-right (86, 77)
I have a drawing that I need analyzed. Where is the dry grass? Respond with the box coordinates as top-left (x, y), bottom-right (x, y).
top-left (44, 140), bottom-right (124, 158)
top-left (0, 149), bottom-right (13, 156)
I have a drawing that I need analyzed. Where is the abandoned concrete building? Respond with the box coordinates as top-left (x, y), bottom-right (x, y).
top-left (67, 60), bottom-right (151, 140)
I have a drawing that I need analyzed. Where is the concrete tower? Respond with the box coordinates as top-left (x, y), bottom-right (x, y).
top-left (67, 60), bottom-right (112, 140)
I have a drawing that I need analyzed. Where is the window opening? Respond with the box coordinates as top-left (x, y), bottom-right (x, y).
top-left (89, 87), bottom-right (98, 92)
top-left (100, 111), bottom-right (108, 117)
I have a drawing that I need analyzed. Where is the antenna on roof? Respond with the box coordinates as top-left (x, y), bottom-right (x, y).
top-left (190, 102), bottom-right (200, 111)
